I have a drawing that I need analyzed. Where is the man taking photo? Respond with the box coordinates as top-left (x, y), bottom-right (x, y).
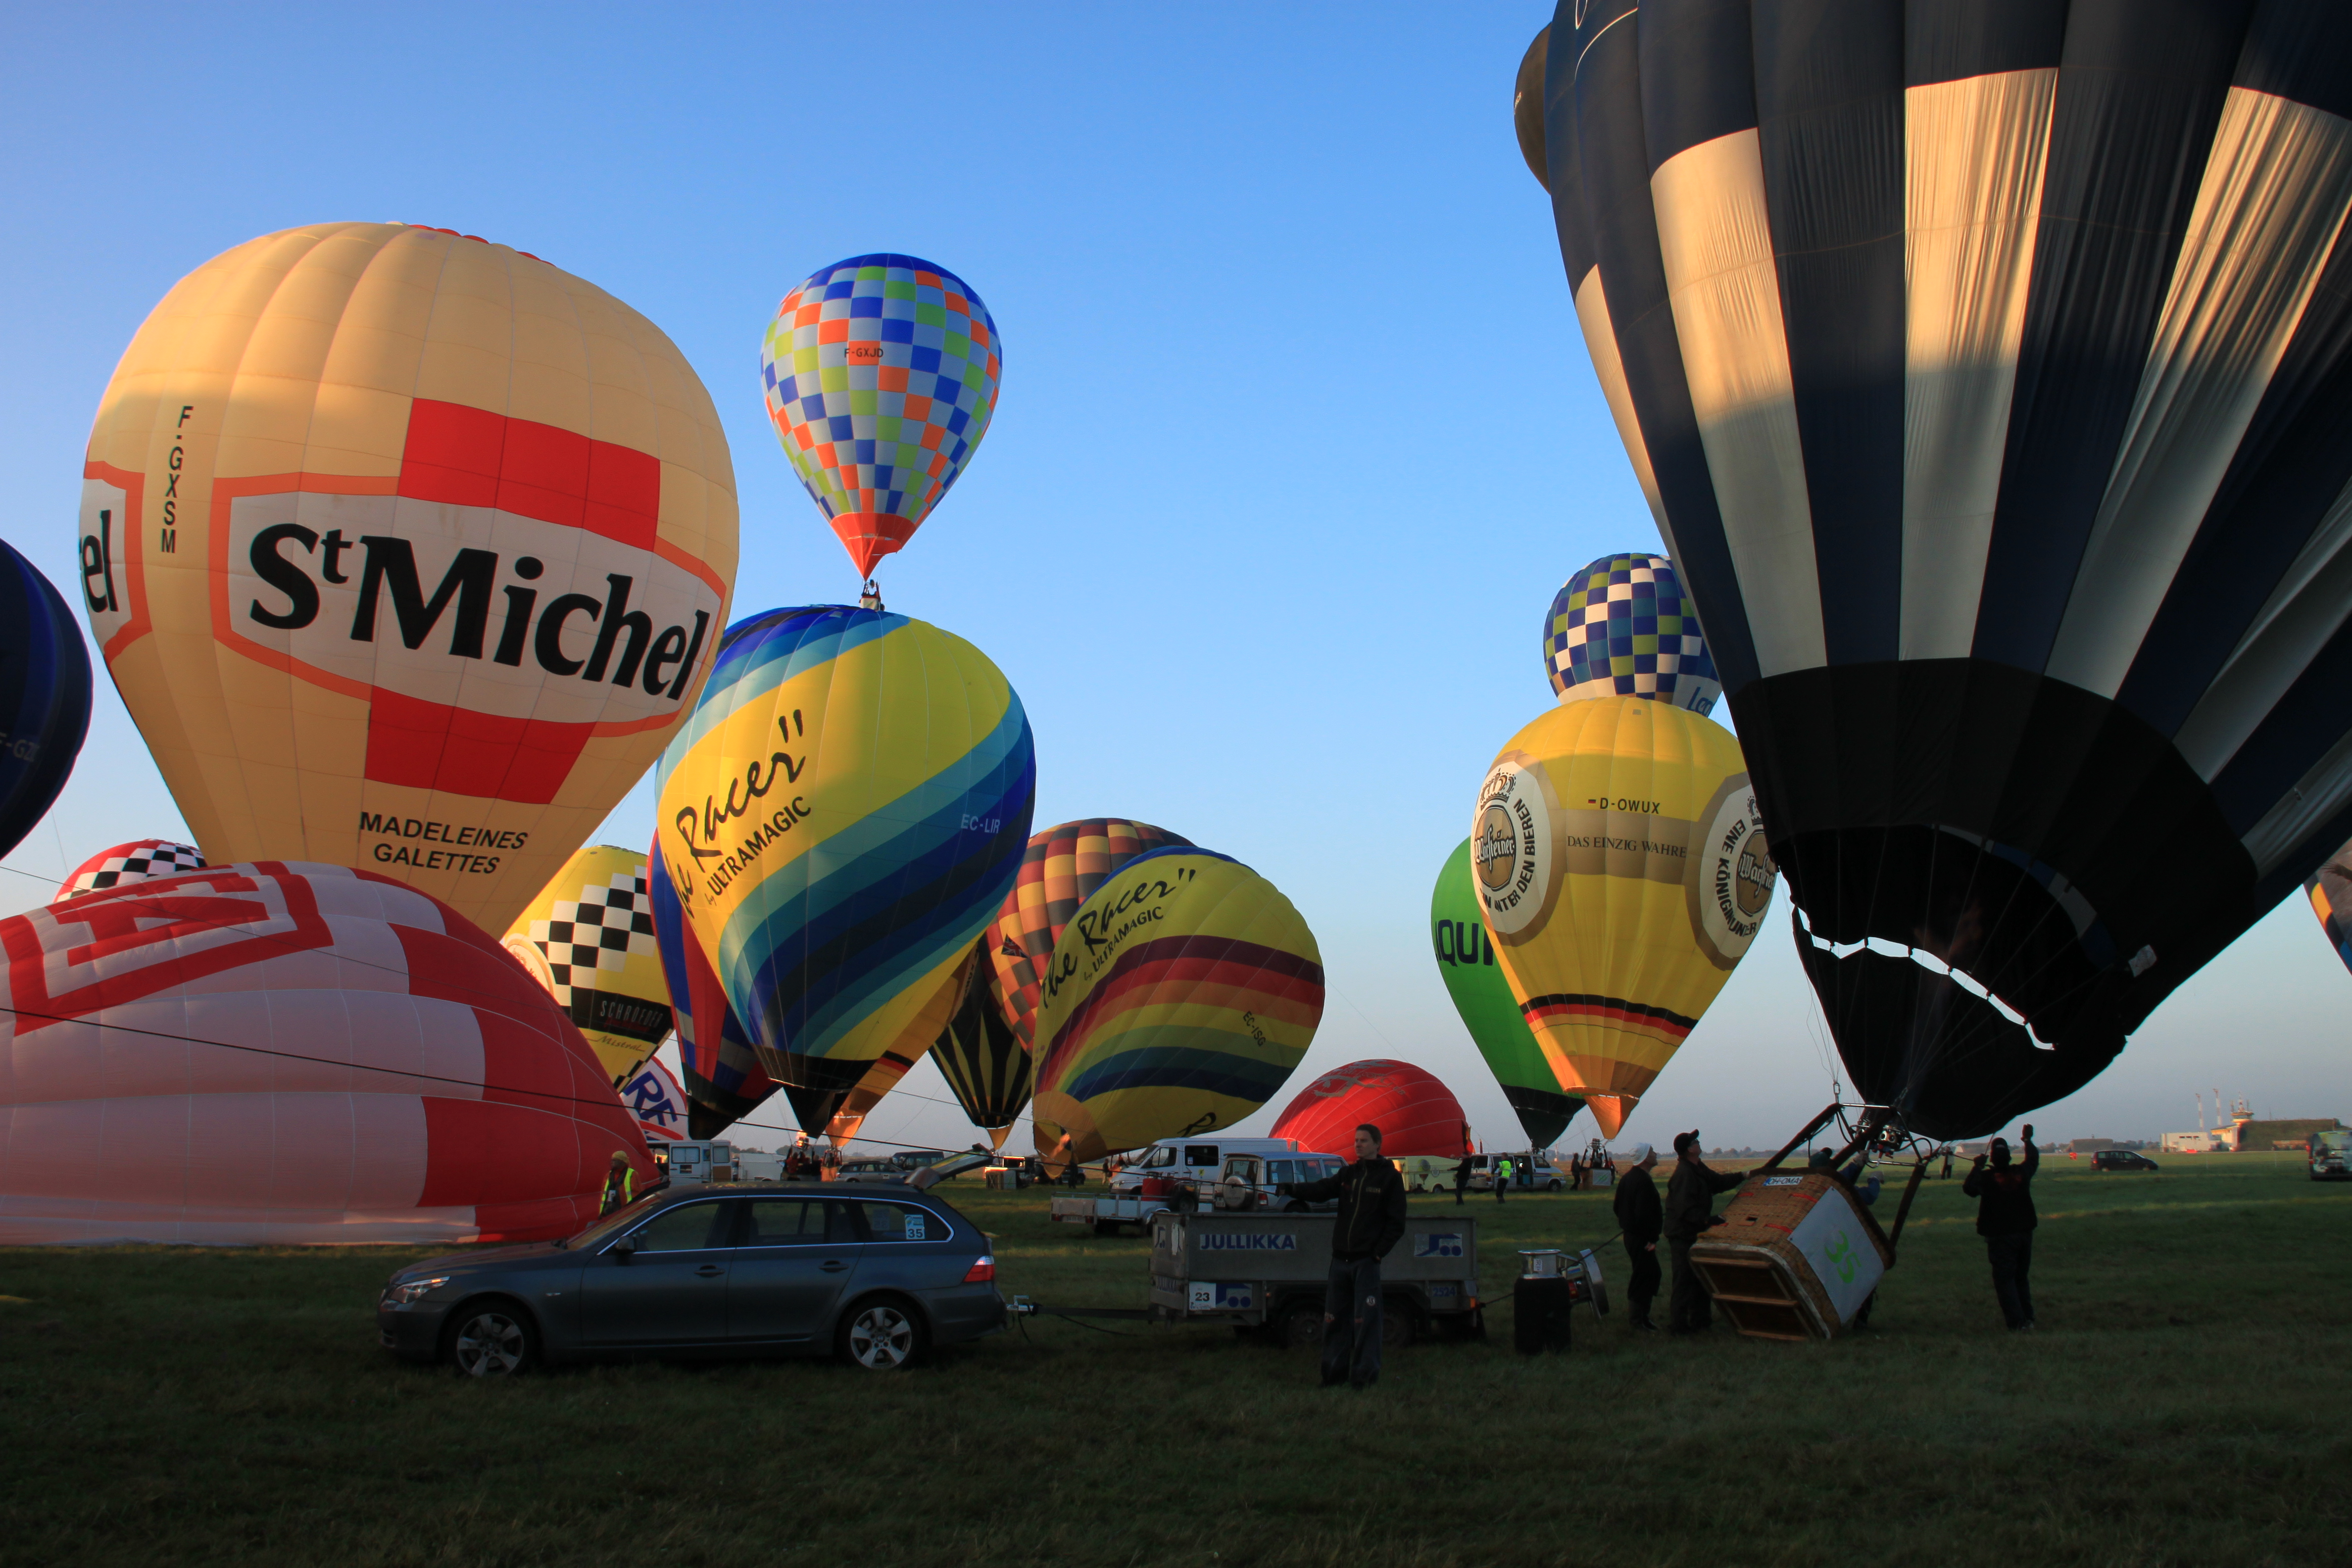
top-left (1283, 1123), bottom-right (1409, 1390)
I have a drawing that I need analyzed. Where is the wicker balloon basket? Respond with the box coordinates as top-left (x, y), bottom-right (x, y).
top-left (1689, 1172), bottom-right (1893, 1341)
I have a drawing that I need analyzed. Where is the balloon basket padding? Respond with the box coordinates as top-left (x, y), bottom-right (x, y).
top-left (1689, 1173), bottom-right (1892, 1343)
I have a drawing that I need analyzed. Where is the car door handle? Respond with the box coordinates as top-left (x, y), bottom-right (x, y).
top-left (821, 1260), bottom-right (849, 1273)
top-left (695, 1265), bottom-right (726, 1277)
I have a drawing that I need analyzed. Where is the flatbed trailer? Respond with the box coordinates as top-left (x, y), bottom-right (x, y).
top-left (1144, 1210), bottom-right (1483, 1348)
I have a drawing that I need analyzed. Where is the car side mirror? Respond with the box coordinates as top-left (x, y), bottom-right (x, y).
top-left (613, 1233), bottom-right (640, 1259)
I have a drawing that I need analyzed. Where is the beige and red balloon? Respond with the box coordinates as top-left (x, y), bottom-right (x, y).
top-left (77, 222), bottom-right (738, 935)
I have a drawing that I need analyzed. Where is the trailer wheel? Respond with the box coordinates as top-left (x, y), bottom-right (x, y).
top-left (1277, 1299), bottom-right (1323, 1350)
top-left (1381, 1296), bottom-right (1418, 1351)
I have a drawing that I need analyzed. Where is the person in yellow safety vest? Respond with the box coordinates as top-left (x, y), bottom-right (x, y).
top-left (601, 1150), bottom-right (636, 1215)
top-left (1494, 1154), bottom-right (1512, 1203)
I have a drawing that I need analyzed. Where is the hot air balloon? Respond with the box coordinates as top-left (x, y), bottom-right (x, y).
top-left (54, 840), bottom-right (204, 901)
top-left (931, 939), bottom-right (1033, 1146)
top-left (78, 222), bottom-right (737, 935)
top-left (2307, 836), bottom-right (2352, 975)
top-left (618, 1055), bottom-right (689, 1144)
top-left (1545, 553), bottom-right (1720, 714)
top-left (1030, 847), bottom-right (1324, 1167)
top-left (1431, 837), bottom-right (1583, 1147)
top-left (1474, 698), bottom-right (1774, 1138)
top-left (0, 859), bottom-right (653, 1244)
top-left (654, 605), bottom-right (1034, 1132)
top-left (983, 818), bottom-right (1194, 1054)
top-left (501, 844), bottom-right (674, 1085)
top-left (0, 539), bottom-right (92, 860)
top-left (1541, 1), bottom-right (2352, 1137)
top-left (649, 836), bottom-right (777, 1139)
top-left (1269, 1060), bottom-right (1468, 1159)
top-left (759, 255), bottom-right (1000, 586)
top-left (1513, 25), bottom-right (1550, 191)
top-left (824, 998), bottom-right (957, 1150)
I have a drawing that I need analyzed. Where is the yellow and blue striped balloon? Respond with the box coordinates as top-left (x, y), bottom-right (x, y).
top-left (655, 606), bottom-right (1034, 1131)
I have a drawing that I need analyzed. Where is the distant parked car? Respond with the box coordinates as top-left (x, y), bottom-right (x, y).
top-left (835, 1159), bottom-right (906, 1184)
top-left (376, 1184), bottom-right (1006, 1376)
top-left (2091, 1150), bottom-right (2159, 1172)
top-left (2310, 1130), bottom-right (2350, 1181)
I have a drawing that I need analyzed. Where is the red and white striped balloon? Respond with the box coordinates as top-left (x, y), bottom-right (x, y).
top-left (0, 860), bottom-right (653, 1244)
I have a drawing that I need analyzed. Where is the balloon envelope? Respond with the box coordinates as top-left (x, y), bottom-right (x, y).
top-left (55, 840), bottom-right (205, 902)
top-left (649, 836), bottom-right (776, 1139)
top-left (619, 1056), bottom-right (689, 1143)
top-left (502, 844), bottom-right (674, 1085)
top-left (1269, 1059), bottom-right (1468, 1159)
top-left (0, 860), bottom-right (652, 1244)
top-left (984, 818), bottom-right (1194, 1054)
top-left (0, 538), bottom-right (92, 860)
top-left (1545, 553), bottom-right (1719, 714)
top-left (2307, 837), bottom-right (2352, 975)
top-left (759, 254), bottom-right (1001, 578)
top-left (654, 606), bottom-right (1034, 1132)
top-left (1031, 847), bottom-right (1323, 1165)
top-left (1431, 837), bottom-right (1582, 1148)
top-left (931, 939), bottom-right (1032, 1145)
top-left (1543, 3), bottom-right (2352, 1137)
top-left (80, 222), bottom-right (736, 935)
top-left (1475, 698), bottom-right (1773, 1138)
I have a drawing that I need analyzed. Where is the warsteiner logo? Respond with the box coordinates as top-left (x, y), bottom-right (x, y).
top-left (1473, 753), bottom-right (1560, 941)
top-left (1687, 775), bottom-right (1776, 970)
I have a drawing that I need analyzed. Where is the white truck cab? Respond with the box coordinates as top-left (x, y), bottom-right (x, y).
top-left (1110, 1136), bottom-right (1324, 1192)
top-left (665, 1140), bottom-right (735, 1186)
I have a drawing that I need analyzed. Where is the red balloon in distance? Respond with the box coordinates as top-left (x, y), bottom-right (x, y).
top-left (1268, 1059), bottom-right (1469, 1158)
top-left (0, 860), bottom-right (653, 1244)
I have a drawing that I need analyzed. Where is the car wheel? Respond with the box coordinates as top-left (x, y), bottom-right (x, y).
top-left (1545, 1178), bottom-right (1564, 1192)
top-left (837, 1296), bottom-right (928, 1371)
top-left (445, 1299), bottom-right (537, 1378)
top-left (1278, 1299), bottom-right (1324, 1350)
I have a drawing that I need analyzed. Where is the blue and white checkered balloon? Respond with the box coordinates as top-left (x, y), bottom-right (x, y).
top-left (1543, 553), bottom-right (1720, 716)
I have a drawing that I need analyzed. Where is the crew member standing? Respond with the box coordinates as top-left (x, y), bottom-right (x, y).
top-left (1453, 1151), bottom-right (1470, 1206)
top-left (1494, 1154), bottom-right (1512, 1203)
top-left (600, 1149), bottom-right (637, 1215)
top-left (1962, 1124), bottom-right (2041, 1331)
top-left (1663, 1131), bottom-right (1745, 1334)
top-left (1612, 1143), bottom-right (1663, 1331)
top-left (1282, 1123), bottom-right (1409, 1390)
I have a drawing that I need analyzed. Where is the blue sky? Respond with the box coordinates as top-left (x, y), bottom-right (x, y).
top-left (1, 2), bottom-right (2339, 1155)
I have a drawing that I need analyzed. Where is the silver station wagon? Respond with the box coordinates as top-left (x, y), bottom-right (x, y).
top-left (377, 1182), bottom-right (1005, 1375)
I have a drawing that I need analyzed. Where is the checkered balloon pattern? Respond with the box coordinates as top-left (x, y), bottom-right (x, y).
top-left (1543, 553), bottom-right (1720, 715)
top-left (759, 253), bottom-right (1001, 578)
top-left (526, 871), bottom-right (660, 1008)
top-left (53, 840), bottom-right (206, 901)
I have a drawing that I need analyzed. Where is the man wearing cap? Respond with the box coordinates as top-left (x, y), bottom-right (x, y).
top-left (600, 1150), bottom-right (637, 1216)
top-left (1611, 1143), bottom-right (1663, 1332)
top-left (1663, 1130), bottom-right (1745, 1334)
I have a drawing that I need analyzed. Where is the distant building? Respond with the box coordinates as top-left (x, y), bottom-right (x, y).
top-left (2160, 1116), bottom-right (2339, 1153)
top-left (2069, 1138), bottom-right (2116, 1154)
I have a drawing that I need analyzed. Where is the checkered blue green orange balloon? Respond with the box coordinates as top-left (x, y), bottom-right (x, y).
top-left (759, 254), bottom-right (1001, 577)
top-left (1544, 553), bottom-right (1720, 715)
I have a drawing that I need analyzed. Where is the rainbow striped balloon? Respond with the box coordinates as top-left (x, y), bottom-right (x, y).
top-left (655, 606), bottom-right (1034, 1132)
top-left (1030, 847), bottom-right (1323, 1166)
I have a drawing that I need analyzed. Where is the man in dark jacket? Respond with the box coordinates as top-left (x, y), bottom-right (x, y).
top-left (1611, 1143), bottom-right (1663, 1331)
top-left (1962, 1124), bottom-right (2040, 1330)
top-left (1663, 1130), bottom-right (1745, 1334)
top-left (1452, 1152), bottom-right (1470, 1205)
top-left (1284, 1123), bottom-right (1409, 1389)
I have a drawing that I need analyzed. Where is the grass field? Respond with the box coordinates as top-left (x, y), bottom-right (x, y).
top-left (3, 1152), bottom-right (2347, 1568)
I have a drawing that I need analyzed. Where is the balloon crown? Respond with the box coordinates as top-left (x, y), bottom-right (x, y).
top-left (1543, 552), bottom-right (1720, 716)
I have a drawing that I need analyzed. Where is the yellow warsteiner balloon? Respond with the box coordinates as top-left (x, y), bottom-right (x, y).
top-left (501, 844), bottom-right (676, 1085)
top-left (1030, 847), bottom-right (1324, 1167)
top-left (1473, 698), bottom-right (1775, 1138)
top-left (78, 223), bottom-right (738, 934)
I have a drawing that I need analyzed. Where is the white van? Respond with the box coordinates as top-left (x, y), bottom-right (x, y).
top-left (1111, 1136), bottom-right (1350, 1207)
top-left (663, 1140), bottom-right (735, 1186)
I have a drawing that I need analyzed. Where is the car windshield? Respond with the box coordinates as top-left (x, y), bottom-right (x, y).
top-left (556, 1195), bottom-right (661, 1250)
